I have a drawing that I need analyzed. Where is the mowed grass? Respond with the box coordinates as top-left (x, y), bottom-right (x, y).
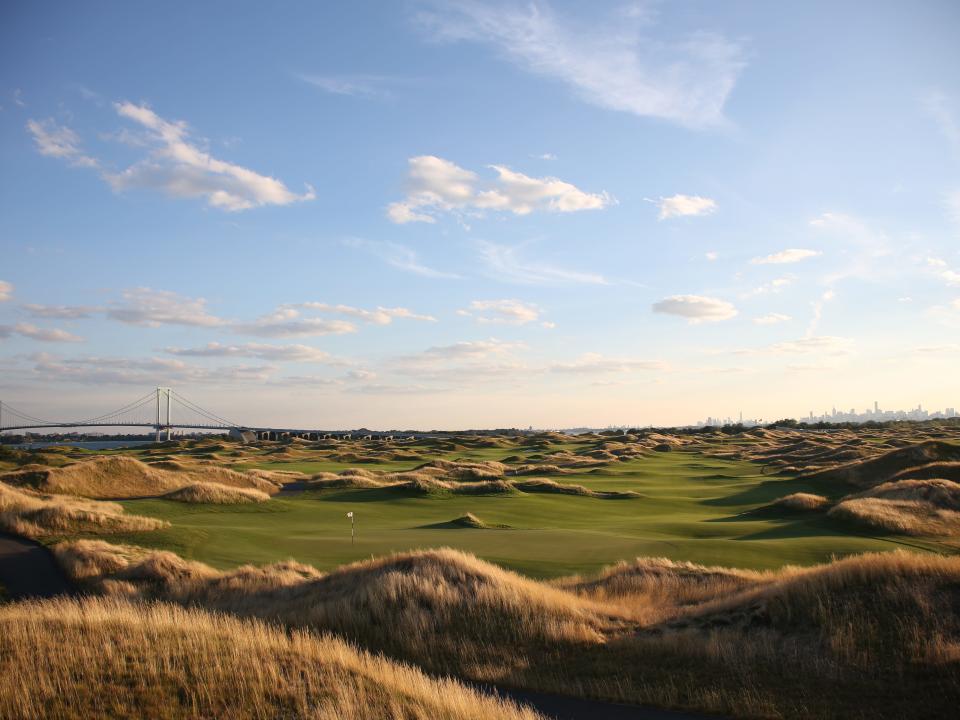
top-left (104, 449), bottom-right (954, 578)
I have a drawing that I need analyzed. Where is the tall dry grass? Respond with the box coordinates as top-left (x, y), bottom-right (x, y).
top-left (0, 596), bottom-right (542, 720)
top-left (164, 481), bottom-right (271, 504)
top-left (52, 541), bottom-right (960, 718)
top-left (0, 481), bottom-right (167, 538)
top-left (0, 455), bottom-right (280, 499)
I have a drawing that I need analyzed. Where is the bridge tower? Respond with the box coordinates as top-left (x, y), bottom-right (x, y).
top-left (155, 387), bottom-right (172, 441)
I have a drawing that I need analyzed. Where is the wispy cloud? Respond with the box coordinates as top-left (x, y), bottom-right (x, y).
top-left (415, 0), bottom-right (745, 128)
top-left (923, 89), bottom-right (959, 150)
top-left (753, 313), bottom-right (791, 326)
top-left (387, 155), bottom-right (611, 224)
top-left (457, 299), bottom-right (540, 325)
top-left (296, 302), bottom-right (436, 324)
top-left (296, 73), bottom-right (400, 99)
top-left (21, 303), bottom-right (99, 319)
top-left (342, 238), bottom-right (461, 279)
top-left (233, 308), bottom-right (356, 338)
top-left (652, 194), bottom-right (717, 220)
top-left (478, 241), bottom-right (607, 285)
top-left (652, 295), bottom-right (737, 323)
top-left (750, 248), bottom-right (821, 265)
top-left (26, 119), bottom-right (98, 168)
top-left (0, 281), bottom-right (12, 302)
top-left (164, 342), bottom-right (342, 364)
top-left (28, 102), bottom-right (314, 212)
top-left (107, 288), bottom-right (225, 328)
top-left (0, 323), bottom-right (84, 343)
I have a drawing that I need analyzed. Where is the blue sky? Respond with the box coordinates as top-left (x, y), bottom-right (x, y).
top-left (1, 0), bottom-right (959, 429)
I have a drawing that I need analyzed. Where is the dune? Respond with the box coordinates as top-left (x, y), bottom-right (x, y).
top-left (0, 597), bottom-right (541, 720)
top-left (828, 497), bottom-right (960, 536)
top-left (803, 440), bottom-right (960, 487)
top-left (512, 478), bottom-right (642, 499)
top-left (164, 482), bottom-right (271, 504)
top-left (767, 492), bottom-right (830, 512)
top-left (52, 541), bottom-right (960, 718)
top-left (0, 481), bottom-right (167, 538)
top-left (0, 455), bottom-right (280, 499)
top-left (420, 513), bottom-right (510, 530)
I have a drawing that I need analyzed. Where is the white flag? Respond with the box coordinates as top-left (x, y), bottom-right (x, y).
top-left (346, 511), bottom-right (354, 518)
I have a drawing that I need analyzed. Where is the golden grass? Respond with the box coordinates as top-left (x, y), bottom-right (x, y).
top-left (0, 596), bottom-right (542, 720)
top-left (0, 481), bottom-right (167, 539)
top-left (829, 497), bottom-right (960, 536)
top-left (164, 481), bottom-right (271, 504)
top-left (769, 491), bottom-right (830, 511)
top-left (0, 455), bottom-right (280, 499)
top-left (53, 541), bottom-right (960, 718)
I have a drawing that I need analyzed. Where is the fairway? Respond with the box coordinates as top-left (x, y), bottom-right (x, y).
top-left (106, 448), bottom-right (949, 577)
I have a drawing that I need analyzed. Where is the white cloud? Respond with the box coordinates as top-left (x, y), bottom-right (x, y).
top-left (742, 276), bottom-right (793, 298)
top-left (549, 353), bottom-right (666, 374)
top-left (705, 251), bottom-right (718, 261)
top-left (12, 323), bottom-right (84, 343)
top-left (26, 119), bottom-right (98, 168)
top-left (415, 0), bottom-right (744, 128)
top-left (233, 307), bottom-right (356, 338)
top-left (107, 288), bottom-right (225, 327)
top-left (478, 240), bottom-right (608, 285)
top-left (652, 295), bottom-right (737, 323)
top-left (946, 190), bottom-right (960, 227)
top-left (728, 335), bottom-right (854, 356)
top-left (459, 299), bottom-right (540, 325)
top-left (923, 90), bottom-right (959, 150)
top-left (29, 105), bottom-right (313, 211)
top-left (768, 336), bottom-right (854, 355)
top-left (342, 238), bottom-right (461, 278)
top-left (654, 194), bottom-right (717, 220)
top-left (806, 289), bottom-right (835, 337)
top-left (28, 352), bottom-right (273, 385)
top-left (750, 248), bottom-right (821, 265)
top-left (0, 281), bottom-right (12, 301)
top-left (164, 342), bottom-right (340, 364)
top-left (387, 155), bottom-right (610, 223)
top-left (297, 302), bottom-right (436, 324)
top-left (753, 313), bottom-right (792, 325)
top-left (21, 303), bottom-right (98, 319)
top-left (297, 73), bottom-right (395, 99)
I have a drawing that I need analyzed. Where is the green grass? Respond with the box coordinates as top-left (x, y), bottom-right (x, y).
top-left (98, 449), bottom-right (957, 578)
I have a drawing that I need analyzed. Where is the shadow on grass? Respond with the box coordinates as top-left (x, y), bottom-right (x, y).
top-left (701, 477), bottom-right (839, 508)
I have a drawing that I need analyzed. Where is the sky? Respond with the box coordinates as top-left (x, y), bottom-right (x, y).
top-left (1, 0), bottom-right (959, 430)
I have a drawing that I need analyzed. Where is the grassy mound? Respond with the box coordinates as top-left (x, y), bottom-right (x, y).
top-left (0, 455), bottom-right (279, 499)
top-left (0, 481), bottom-right (168, 538)
top-left (512, 478), bottom-right (642, 499)
top-left (164, 482), bottom-right (271, 505)
top-left (420, 513), bottom-right (511, 530)
top-left (769, 492), bottom-right (830, 512)
top-left (0, 597), bottom-right (540, 720)
top-left (828, 497), bottom-right (960, 536)
top-left (53, 542), bottom-right (625, 680)
top-left (52, 541), bottom-right (960, 718)
top-left (804, 440), bottom-right (960, 487)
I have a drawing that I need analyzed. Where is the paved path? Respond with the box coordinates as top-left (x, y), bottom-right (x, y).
top-left (0, 532), bottom-right (75, 600)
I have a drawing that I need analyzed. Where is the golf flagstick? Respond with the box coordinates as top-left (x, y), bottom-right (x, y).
top-left (347, 511), bottom-right (354, 545)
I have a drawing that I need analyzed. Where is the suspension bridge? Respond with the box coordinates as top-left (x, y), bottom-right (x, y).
top-left (0, 387), bottom-right (407, 442)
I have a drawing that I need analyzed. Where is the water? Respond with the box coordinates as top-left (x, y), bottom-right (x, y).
top-left (4, 440), bottom-right (156, 451)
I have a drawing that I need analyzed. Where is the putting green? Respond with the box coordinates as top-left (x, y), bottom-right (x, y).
top-left (104, 449), bottom-right (954, 578)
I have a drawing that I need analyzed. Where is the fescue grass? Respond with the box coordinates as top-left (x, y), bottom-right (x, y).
top-left (0, 596), bottom-right (542, 720)
top-left (0, 481), bottom-right (167, 538)
top-left (165, 482), bottom-right (271, 505)
top-left (52, 541), bottom-right (960, 719)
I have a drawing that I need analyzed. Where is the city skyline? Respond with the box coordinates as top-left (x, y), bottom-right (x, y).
top-left (2, 1), bottom-right (960, 429)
